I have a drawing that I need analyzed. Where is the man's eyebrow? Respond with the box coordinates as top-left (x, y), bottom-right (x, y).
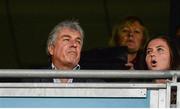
top-left (61, 35), bottom-right (71, 38)
top-left (60, 34), bottom-right (82, 41)
top-left (76, 37), bottom-right (82, 40)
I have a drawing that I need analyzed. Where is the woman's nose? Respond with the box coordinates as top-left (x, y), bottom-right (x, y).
top-left (150, 52), bottom-right (156, 58)
top-left (128, 31), bottom-right (134, 38)
top-left (151, 55), bottom-right (156, 60)
top-left (129, 31), bottom-right (134, 35)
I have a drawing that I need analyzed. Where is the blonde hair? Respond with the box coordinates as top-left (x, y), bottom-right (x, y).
top-left (109, 16), bottom-right (149, 50)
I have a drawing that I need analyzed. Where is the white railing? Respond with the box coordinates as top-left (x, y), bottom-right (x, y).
top-left (0, 69), bottom-right (179, 78)
top-left (0, 70), bottom-right (180, 108)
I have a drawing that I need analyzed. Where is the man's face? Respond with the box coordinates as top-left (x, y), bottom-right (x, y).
top-left (118, 21), bottom-right (144, 53)
top-left (145, 38), bottom-right (171, 70)
top-left (48, 28), bottom-right (83, 69)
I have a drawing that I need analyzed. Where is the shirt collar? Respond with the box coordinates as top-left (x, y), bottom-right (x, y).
top-left (51, 63), bottom-right (80, 70)
top-left (73, 64), bottom-right (80, 70)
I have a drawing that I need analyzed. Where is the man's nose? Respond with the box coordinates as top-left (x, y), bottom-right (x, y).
top-left (70, 40), bottom-right (77, 47)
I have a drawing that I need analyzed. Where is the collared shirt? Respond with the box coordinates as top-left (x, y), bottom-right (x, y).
top-left (52, 63), bottom-right (80, 83)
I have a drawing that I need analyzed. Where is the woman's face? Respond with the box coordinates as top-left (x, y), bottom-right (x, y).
top-left (118, 21), bottom-right (144, 53)
top-left (145, 38), bottom-right (171, 70)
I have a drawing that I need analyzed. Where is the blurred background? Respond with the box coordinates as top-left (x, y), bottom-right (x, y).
top-left (0, 0), bottom-right (179, 68)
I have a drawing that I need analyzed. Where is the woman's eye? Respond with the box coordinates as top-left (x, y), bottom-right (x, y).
top-left (157, 48), bottom-right (164, 53)
top-left (134, 30), bottom-right (140, 34)
top-left (122, 29), bottom-right (129, 33)
top-left (146, 50), bottom-right (151, 54)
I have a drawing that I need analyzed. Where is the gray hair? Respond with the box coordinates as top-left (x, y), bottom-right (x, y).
top-left (47, 20), bottom-right (84, 55)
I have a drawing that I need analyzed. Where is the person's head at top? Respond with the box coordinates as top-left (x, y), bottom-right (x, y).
top-left (144, 34), bottom-right (178, 70)
top-left (109, 16), bottom-right (149, 69)
top-left (47, 20), bottom-right (84, 70)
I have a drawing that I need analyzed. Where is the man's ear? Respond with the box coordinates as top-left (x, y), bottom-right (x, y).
top-left (48, 45), bottom-right (54, 55)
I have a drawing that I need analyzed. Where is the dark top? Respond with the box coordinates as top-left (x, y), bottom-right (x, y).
top-left (80, 46), bottom-right (128, 70)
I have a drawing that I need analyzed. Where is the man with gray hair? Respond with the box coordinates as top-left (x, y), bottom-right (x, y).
top-left (47, 20), bottom-right (83, 71)
top-left (46, 20), bottom-right (84, 83)
top-left (21, 20), bottom-right (103, 83)
top-left (1, 20), bottom-right (85, 83)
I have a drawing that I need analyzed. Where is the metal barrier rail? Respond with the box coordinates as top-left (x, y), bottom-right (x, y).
top-left (0, 69), bottom-right (179, 79)
top-left (1, 70), bottom-right (179, 108)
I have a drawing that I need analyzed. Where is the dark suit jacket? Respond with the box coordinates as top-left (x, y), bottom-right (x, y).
top-left (0, 77), bottom-right (104, 83)
top-left (0, 64), bottom-right (104, 83)
top-left (20, 64), bottom-right (104, 83)
top-left (0, 78), bottom-right (23, 82)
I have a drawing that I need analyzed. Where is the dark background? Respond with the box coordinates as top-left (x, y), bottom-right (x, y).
top-left (0, 0), bottom-right (179, 69)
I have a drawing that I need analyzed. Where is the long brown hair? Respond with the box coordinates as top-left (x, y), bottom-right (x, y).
top-left (143, 35), bottom-right (178, 70)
